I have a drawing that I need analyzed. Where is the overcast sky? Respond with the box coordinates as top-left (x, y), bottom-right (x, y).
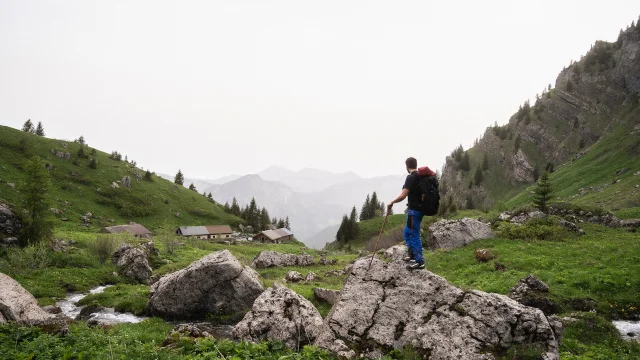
top-left (1, 1), bottom-right (639, 179)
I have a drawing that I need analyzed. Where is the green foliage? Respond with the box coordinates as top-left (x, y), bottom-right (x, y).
top-left (89, 233), bottom-right (127, 264)
top-left (144, 170), bottom-right (153, 181)
top-left (459, 152), bottom-right (471, 171)
top-left (174, 169), bottom-right (184, 185)
top-left (532, 171), bottom-right (553, 212)
top-left (495, 217), bottom-right (572, 242)
top-left (22, 119), bottom-right (35, 133)
top-left (561, 313), bottom-right (640, 359)
top-left (567, 79), bottom-right (574, 92)
top-left (77, 146), bottom-right (88, 159)
top-left (473, 167), bottom-right (483, 186)
top-left (20, 156), bottom-right (54, 245)
top-left (0, 242), bottom-right (53, 271)
top-left (481, 152), bottom-right (489, 171)
top-left (35, 121), bottom-right (45, 136)
top-left (188, 183), bottom-right (196, 191)
top-left (78, 284), bottom-right (150, 315)
top-left (88, 158), bottom-right (97, 169)
top-left (451, 144), bottom-right (464, 162)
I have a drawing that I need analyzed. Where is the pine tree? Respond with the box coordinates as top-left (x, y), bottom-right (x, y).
top-left (260, 207), bottom-right (270, 231)
top-left (277, 218), bottom-right (286, 228)
top-left (144, 170), bottom-right (153, 181)
top-left (349, 206), bottom-right (359, 240)
top-left (22, 119), bottom-right (35, 133)
top-left (465, 195), bottom-right (474, 210)
top-left (271, 217), bottom-right (277, 226)
top-left (284, 216), bottom-right (290, 230)
top-left (360, 194), bottom-right (371, 221)
top-left (20, 156), bottom-right (53, 245)
top-left (223, 201), bottom-right (231, 212)
top-left (231, 198), bottom-right (240, 216)
top-left (188, 183), bottom-right (197, 192)
top-left (369, 192), bottom-right (380, 218)
top-left (174, 170), bottom-right (184, 185)
top-left (336, 215), bottom-right (348, 242)
top-left (481, 153), bottom-right (489, 171)
top-left (77, 146), bottom-right (88, 159)
top-left (248, 198), bottom-right (258, 228)
top-left (533, 171), bottom-right (553, 213)
top-left (473, 167), bottom-right (483, 186)
top-left (35, 122), bottom-right (45, 136)
top-left (459, 152), bottom-right (471, 171)
top-left (89, 158), bottom-right (97, 169)
top-left (76, 135), bottom-right (85, 145)
top-left (514, 134), bottom-right (521, 153)
top-left (207, 192), bottom-right (213, 200)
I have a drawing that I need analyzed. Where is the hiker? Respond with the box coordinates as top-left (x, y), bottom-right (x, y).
top-left (387, 157), bottom-right (438, 270)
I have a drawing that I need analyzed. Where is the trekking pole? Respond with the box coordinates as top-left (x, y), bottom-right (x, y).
top-left (368, 211), bottom-right (390, 270)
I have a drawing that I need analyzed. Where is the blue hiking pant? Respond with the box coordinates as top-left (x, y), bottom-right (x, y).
top-left (404, 209), bottom-right (425, 264)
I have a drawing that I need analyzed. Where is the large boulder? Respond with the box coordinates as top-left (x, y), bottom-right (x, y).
top-left (112, 244), bottom-right (152, 284)
top-left (0, 204), bottom-right (21, 243)
top-left (148, 250), bottom-right (264, 321)
top-left (251, 250), bottom-right (315, 268)
top-left (509, 275), bottom-right (558, 315)
top-left (427, 218), bottom-right (494, 251)
top-left (313, 288), bottom-right (340, 305)
top-left (0, 273), bottom-right (57, 325)
top-left (314, 258), bottom-right (562, 360)
top-left (234, 284), bottom-right (324, 350)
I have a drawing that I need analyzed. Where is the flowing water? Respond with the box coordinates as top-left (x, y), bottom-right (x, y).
top-left (56, 285), bottom-right (147, 324)
top-left (613, 320), bottom-right (640, 342)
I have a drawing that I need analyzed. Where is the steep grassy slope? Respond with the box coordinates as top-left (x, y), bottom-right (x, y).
top-left (0, 125), bottom-right (242, 232)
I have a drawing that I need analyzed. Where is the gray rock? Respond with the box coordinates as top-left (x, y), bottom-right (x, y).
top-left (314, 258), bottom-right (561, 360)
top-left (0, 204), bottom-right (21, 241)
top-left (42, 305), bottom-right (62, 314)
top-left (510, 211), bottom-right (546, 224)
top-left (75, 304), bottom-right (105, 320)
top-left (234, 284), bottom-right (324, 350)
top-left (383, 245), bottom-right (408, 261)
top-left (149, 250), bottom-right (264, 321)
top-left (121, 176), bottom-right (131, 188)
top-left (509, 275), bottom-right (558, 315)
top-left (0, 273), bottom-right (57, 325)
top-left (498, 211), bottom-right (512, 221)
top-left (285, 271), bottom-right (303, 283)
top-left (251, 250), bottom-right (315, 268)
top-left (558, 219), bottom-right (585, 234)
top-left (427, 218), bottom-right (494, 251)
top-left (304, 272), bottom-right (317, 282)
top-left (112, 244), bottom-right (152, 284)
top-left (87, 318), bottom-right (117, 327)
top-left (313, 288), bottom-right (340, 305)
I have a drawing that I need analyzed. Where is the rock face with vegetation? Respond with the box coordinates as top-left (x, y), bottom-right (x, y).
top-left (0, 204), bottom-right (20, 244)
top-left (314, 258), bottom-right (562, 360)
top-left (0, 273), bottom-right (58, 325)
top-left (509, 275), bottom-right (558, 315)
top-left (112, 244), bottom-right (152, 284)
top-left (234, 283), bottom-right (324, 350)
top-left (148, 250), bottom-right (264, 320)
top-left (251, 250), bottom-right (314, 268)
top-left (440, 25), bottom-right (640, 210)
top-left (427, 218), bottom-right (494, 251)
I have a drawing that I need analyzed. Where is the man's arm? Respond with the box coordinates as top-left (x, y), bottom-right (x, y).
top-left (387, 189), bottom-right (410, 210)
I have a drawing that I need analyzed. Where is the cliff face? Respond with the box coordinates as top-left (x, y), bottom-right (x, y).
top-left (441, 24), bottom-right (640, 210)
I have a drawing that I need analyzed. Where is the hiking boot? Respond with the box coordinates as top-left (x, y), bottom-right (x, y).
top-left (402, 256), bottom-right (414, 262)
top-left (406, 262), bottom-right (425, 270)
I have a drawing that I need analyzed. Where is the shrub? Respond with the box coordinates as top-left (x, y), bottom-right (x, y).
top-left (496, 217), bottom-right (572, 242)
top-left (89, 234), bottom-right (126, 264)
top-left (0, 242), bottom-right (52, 272)
top-left (159, 235), bottom-right (179, 255)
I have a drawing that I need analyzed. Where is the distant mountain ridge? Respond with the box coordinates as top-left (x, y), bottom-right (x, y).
top-left (257, 166), bottom-right (362, 193)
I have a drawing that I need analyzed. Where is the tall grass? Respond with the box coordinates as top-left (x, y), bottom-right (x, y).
top-left (88, 234), bottom-right (130, 264)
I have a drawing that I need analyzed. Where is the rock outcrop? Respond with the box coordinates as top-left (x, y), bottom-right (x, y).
top-left (251, 250), bottom-right (315, 268)
top-left (509, 275), bottom-right (558, 315)
top-left (314, 258), bottom-right (562, 360)
top-left (148, 250), bottom-right (264, 321)
top-left (313, 288), bottom-right (340, 305)
top-left (234, 284), bottom-right (324, 350)
top-left (0, 273), bottom-right (57, 325)
top-left (112, 244), bottom-right (152, 284)
top-left (427, 218), bottom-right (494, 251)
top-left (0, 204), bottom-right (21, 244)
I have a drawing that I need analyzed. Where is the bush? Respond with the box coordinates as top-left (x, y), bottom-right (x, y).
top-left (159, 235), bottom-right (179, 255)
top-left (496, 217), bottom-right (572, 242)
top-left (89, 234), bottom-right (126, 264)
top-left (0, 242), bottom-right (52, 272)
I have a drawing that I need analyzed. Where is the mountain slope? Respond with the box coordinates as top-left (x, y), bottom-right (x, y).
top-left (0, 125), bottom-right (242, 232)
top-left (257, 166), bottom-right (361, 193)
top-left (440, 23), bottom-right (640, 210)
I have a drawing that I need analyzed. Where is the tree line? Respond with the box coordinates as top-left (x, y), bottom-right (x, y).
top-left (335, 191), bottom-right (388, 243)
top-left (223, 197), bottom-right (290, 233)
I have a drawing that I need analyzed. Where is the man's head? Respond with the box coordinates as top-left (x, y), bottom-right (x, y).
top-left (405, 157), bottom-right (417, 172)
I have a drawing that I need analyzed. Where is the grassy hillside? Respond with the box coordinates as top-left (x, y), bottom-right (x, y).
top-left (0, 125), bottom-right (242, 233)
top-left (505, 120), bottom-right (640, 211)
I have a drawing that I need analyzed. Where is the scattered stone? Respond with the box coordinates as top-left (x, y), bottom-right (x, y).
top-left (50, 239), bottom-right (71, 252)
top-left (561, 317), bottom-right (580, 325)
top-left (42, 305), bottom-right (62, 315)
top-left (558, 219), bottom-right (585, 234)
top-left (112, 244), bottom-right (153, 284)
top-left (111, 182), bottom-right (120, 189)
top-left (121, 176), bottom-right (132, 188)
top-left (427, 218), bottom-right (494, 251)
top-left (313, 288), bottom-right (340, 305)
top-left (148, 250), bottom-right (264, 321)
top-left (498, 212), bottom-right (512, 221)
top-left (509, 275), bottom-right (558, 315)
top-left (285, 271), bottom-right (303, 283)
top-left (634, 171), bottom-right (640, 176)
top-left (383, 245), bottom-right (408, 261)
top-left (325, 270), bottom-right (345, 277)
top-left (251, 250), bottom-right (315, 268)
top-left (494, 262), bottom-right (507, 271)
top-left (0, 237), bottom-right (18, 247)
top-left (510, 211), bottom-right (546, 224)
top-left (305, 272), bottom-right (317, 282)
top-left (7, 183), bottom-right (14, 189)
top-left (567, 298), bottom-right (598, 312)
top-left (615, 168), bottom-right (629, 176)
top-left (49, 208), bottom-right (63, 215)
top-left (234, 284), bottom-right (324, 350)
top-left (315, 258), bottom-right (562, 359)
top-left (474, 248), bottom-right (496, 262)
top-left (0, 204), bottom-right (21, 241)
top-left (75, 304), bottom-right (105, 321)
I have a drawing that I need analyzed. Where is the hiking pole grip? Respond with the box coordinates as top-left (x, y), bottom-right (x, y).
top-left (368, 212), bottom-right (390, 270)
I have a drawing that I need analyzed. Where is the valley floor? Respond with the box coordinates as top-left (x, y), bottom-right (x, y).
top-left (1, 221), bottom-right (639, 359)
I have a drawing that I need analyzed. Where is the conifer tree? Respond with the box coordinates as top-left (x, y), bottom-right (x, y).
top-left (20, 156), bottom-right (53, 245)
top-left (223, 201), bottom-right (231, 212)
top-left (144, 170), bottom-right (153, 181)
top-left (369, 192), bottom-right (380, 218)
top-left (76, 135), bottom-right (86, 145)
top-left (336, 215), bottom-right (348, 242)
top-left (260, 207), bottom-right (270, 231)
top-left (473, 167), bottom-right (483, 186)
top-left (459, 152), bottom-right (471, 171)
top-left (514, 134), bottom-right (521, 153)
top-left (89, 158), bottom-right (97, 169)
top-left (284, 216), bottom-right (290, 230)
top-left (481, 152), bottom-right (489, 171)
top-left (277, 218), bottom-right (285, 228)
top-left (207, 192), bottom-right (213, 200)
top-left (349, 206), bottom-right (359, 240)
top-left (533, 171), bottom-right (553, 213)
top-left (231, 198), bottom-right (240, 216)
top-left (35, 121), bottom-right (45, 136)
top-left (174, 170), bottom-right (184, 185)
top-left (77, 146), bottom-right (88, 159)
top-left (272, 217), bottom-right (277, 226)
top-left (188, 183), bottom-right (196, 191)
top-left (360, 194), bottom-right (371, 221)
top-left (248, 198), bottom-right (258, 227)
top-left (22, 119), bottom-right (35, 133)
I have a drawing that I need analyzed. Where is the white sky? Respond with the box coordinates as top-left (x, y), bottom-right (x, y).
top-left (1, 1), bottom-right (639, 179)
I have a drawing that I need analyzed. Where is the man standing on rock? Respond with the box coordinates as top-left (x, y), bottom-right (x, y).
top-left (387, 157), bottom-right (434, 270)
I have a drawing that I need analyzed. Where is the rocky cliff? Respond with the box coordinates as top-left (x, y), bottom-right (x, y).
top-left (441, 22), bottom-right (640, 209)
